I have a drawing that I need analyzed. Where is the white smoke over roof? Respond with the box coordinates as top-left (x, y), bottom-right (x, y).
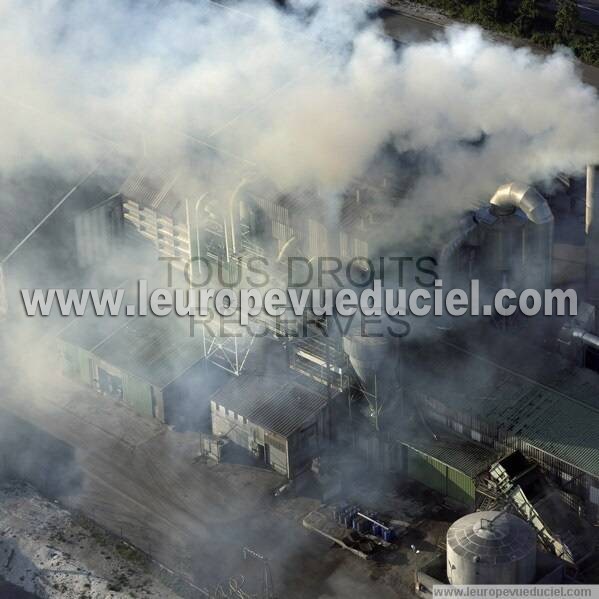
top-left (0, 0), bottom-right (598, 203)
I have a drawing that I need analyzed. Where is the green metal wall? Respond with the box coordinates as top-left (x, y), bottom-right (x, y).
top-left (60, 342), bottom-right (92, 386)
top-left (122, 373), bottom-right (154, 419)
top-left (405, 445), bottom-right (476, 507)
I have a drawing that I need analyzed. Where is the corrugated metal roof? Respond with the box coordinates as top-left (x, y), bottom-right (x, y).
top-left (211, 375), bottom-right (328, 438)
top-left (58, 283), bottom-right (139, 351)
top-left (91, 314), bottom-right (205, 389)
top-left (119, 161), bottom-right (183, 214)
top-left (410, 339), bottom-right (599, 479)
top-left (58, 286), bottom-right (205, 389)
top-left (405, 435), bottom-right (498, 477)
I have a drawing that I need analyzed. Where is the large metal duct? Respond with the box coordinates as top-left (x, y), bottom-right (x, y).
top-left (438, 217), bottom-right (479, 278)
top-left (572, 326), bottom-right (599, 350)
top-left (476, 205), bottom-right (528, 292)
top-left (585, 165), bottom-right (599, 315)
top-left (586, 165), bottom-right (598, 235)
top-left (490, 183), bottom-right (553, 225)
top-left (480, 183), bottom-right (554, 293)
top-left (447, 511), bottom-right (537, 585)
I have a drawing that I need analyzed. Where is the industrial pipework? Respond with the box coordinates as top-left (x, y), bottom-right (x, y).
top-left (571, 327), bottom-right (599, 351)
top-left (225, 178), bottom-right (251, 261)
top-left (489, 182), bottom-right (553, 225)
top-left (440, 183), bottom-right (554, 294)
top-left (477, 182), bottom-right (554, 295)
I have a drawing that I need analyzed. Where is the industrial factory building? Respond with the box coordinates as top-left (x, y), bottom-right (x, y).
top-left (59, 310), bottom-right (227, 429)
top-left (210, 375), bottom-right (331, 478)
top-left (54, 146), bottom-right (599, 578)
top-left (117, 156), bottom-right (411, 283)
top-left (407, 336), bottom-right (599, 517)
top-left (400, 437), bottom-right (498, 509)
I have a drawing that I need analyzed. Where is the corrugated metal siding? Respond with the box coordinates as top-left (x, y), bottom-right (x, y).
top-left (61, 341), bottom-right (92, 386)
top-left (78, 349), bottom-right (92, 386)
top-left (411, 340), bottom-right (599, 480)
top-left (74, 197), bottom-right (123, 269)
top-left (92, 314), bottom-right (206, 390)
top-left (123, 373), bottom-right (154, 419)
top-left (210, 375), bottom-right (328, 438)
top-left (407, 447), bottom-right (447, 496)
top-left (405, 445), bottom-right (477, 507)
top-left (446, 466), bottom-right (476, 506)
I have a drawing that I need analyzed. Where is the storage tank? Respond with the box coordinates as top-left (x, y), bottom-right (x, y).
top-left (342, 334), bottom-right (401, 430)
top-left (446, 511), bottom-right (536, 585)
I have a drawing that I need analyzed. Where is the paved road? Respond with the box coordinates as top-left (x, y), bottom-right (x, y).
top-left (540, 0), bottom-right (599, 26)
top-left (577, 0), bottom-right (599, 25)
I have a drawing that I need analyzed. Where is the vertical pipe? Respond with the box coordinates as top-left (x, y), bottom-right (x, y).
top-left (225, 178), bottom-right (248, 261)
top-left (185, 193), bottom-right (208, 286)
top-left (586, 165), bottom-right (597, 235)
top-left (586, 165), bottom-right (599, 322)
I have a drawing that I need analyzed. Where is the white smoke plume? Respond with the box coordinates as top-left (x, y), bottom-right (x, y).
top-left (1, 0), bottom-right (598, 205)
top-left (2, 3), bottom-right (599, 596)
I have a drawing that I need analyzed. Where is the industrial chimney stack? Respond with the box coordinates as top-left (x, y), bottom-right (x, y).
top-left (586, 165), bottom-right (599, 327)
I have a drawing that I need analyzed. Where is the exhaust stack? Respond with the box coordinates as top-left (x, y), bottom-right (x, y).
top-left (477, 182), bottom-right (554, 295)
top-left (586, 165), bottom-right (599, 318)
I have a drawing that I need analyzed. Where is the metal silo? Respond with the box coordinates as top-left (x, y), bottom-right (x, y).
top-left (446, 511), bottom-right (537, 585)
top-left (343, 334), bottom-right (401, 431)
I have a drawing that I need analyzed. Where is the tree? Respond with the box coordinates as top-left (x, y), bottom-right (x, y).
top-left (517, 0), bottom-right (539, 36)
top-left (479, 0), bottom-right (500, 22)
top-left (555, 0), bottom-right (578, 41)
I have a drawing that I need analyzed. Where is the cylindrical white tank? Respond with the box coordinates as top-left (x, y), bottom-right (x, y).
top-left (447, 511), bottom-right (536, 585)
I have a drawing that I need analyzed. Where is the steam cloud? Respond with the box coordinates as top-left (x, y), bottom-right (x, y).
top-left (1, 0), bottom-right (598, 210)
top-left (2, 1), bottom-right (599, 595)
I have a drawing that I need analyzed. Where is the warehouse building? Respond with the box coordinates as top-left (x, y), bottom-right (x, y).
top-left (350, 422), bottom-right (498, 509)
top-left (407, 334), bottom-right (599, 517)
top-left (401, 436), bottom-right (498, 509)
top-left (58, 310), bottom-right (228, 429)
top-left (210, 375), bottom-right (331, 478)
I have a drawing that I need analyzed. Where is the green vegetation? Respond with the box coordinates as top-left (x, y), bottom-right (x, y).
top-left (411, 0), bottom-right (599, 67)
top-left (517, 0), bottom-right (539, 36)
top-left (116, 540), bottom-right (147, 566)
top-left (556, 0), bottom-right (579, 39)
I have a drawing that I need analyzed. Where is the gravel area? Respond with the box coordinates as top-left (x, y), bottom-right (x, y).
top-left (0, 481), bottom-right (182, 599)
